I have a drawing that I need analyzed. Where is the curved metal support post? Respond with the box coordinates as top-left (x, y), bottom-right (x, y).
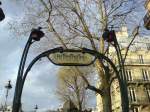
top-left (12, 37), bottom-right (32, 112)
top-left (13, 47), bottom-right (129, 112)
top-left (12, 47), bottom-right (63, 112)
top-left (82, 48), bottom-right (129, 112)
top-left (20, 47), bottom-right (63, 97)
top-left (113, 37), bottom-right (129, 112)
top-left (12, 27), bottom-right (45, 112)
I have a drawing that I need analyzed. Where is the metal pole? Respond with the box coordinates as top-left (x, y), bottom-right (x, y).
top-left (4, 89), bottom-right (8, 109)
top-left (83, 46), bottom-right (129, 112)
top-left (4, 80), bottom-right (12, 111)
top-left (34, 105), bottom-right (38, 112)
top-left (113, 32), bottom-right (129, 112)
top-left (102, 29), bottom-right (129, 112)
top-left (12, 27), bottom-right (44, 112)
top-left (12, 36), bottom-right (32, 112)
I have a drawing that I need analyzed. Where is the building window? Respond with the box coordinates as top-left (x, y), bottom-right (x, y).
top-left (129, 87), bottom-right (136, 102)
top-left (142, 69), bottom-right (149, 81)
top-left (138, 55), bottom-right (144, 64)
top-left (146, 87), bottom-right (150, 101)
top-left (125, 69), bottom-right (132, 81)
top-left (146, 43), bottom-right (150, 50)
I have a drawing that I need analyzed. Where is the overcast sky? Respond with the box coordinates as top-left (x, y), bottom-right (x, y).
top-left (1, 0), bottom-right (148, 111)
top-left (0, 1), bottom-right (96, 111)
top-left (0, 1), bottom-right (62, 111)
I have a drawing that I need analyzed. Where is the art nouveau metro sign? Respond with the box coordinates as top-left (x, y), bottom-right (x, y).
top-left (48, 49), bottom-right (96, 66)
top-left (13, 46), bottom-right (129, 112)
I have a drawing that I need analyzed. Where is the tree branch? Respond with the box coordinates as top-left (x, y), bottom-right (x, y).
top-left (86, 85), bottom-right (103, 96)
top-left (123, 25), bottom-right (139, 64)
top-left (108, 0), bottom-right (128, 16)
top-left (40, 0), bottom-right (68, 48)
top-left (72, 1), bottom-right (97, 50)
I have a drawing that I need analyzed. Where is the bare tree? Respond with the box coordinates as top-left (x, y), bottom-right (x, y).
top-left (56, 67), bottom-right (92, 111)
top-left (9, 0), bottom-right (145, 112)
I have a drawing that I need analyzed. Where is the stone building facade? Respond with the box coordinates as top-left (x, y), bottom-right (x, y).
top-left (96, 26), bottom-right (150, 112)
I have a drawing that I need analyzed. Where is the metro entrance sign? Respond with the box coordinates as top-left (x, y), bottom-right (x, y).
top-left (48, 50), bottom-right (96, 66)
top-left (12, 47), bottom-right (129, 112)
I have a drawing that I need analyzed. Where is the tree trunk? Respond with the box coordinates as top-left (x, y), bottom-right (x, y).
top-left (102, 87), bottom-right (112, 112)
top-left (78, 101), bottom-right (82, 112)
top-left (96, 60), bottom-right (112, 112)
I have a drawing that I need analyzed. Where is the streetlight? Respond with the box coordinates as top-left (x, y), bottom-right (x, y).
top-left (0, 1), bottom-right (5, 21)
top-left (12, 27), bottom-right (44, 112)
top-left (102, 28), bottom-right (129, 112)
top-left (34, 105), bottom-right (38, 112)
top-left (4, 80), bottom-right (12, 110)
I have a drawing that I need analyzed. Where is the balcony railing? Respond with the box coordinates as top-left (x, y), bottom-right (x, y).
top-left (130, 99), bottom-right (150, 106)
top-left (124, 59), bottom-right (150, 65)
top-left (127, 79), bottom-right (150, 85)
top-left (144, 12), bottom-right (150, 30)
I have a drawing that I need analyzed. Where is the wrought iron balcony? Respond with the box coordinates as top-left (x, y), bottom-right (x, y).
top-left (129, 99), bottom-right (150, 106)
top-left (127, 79), bottom-right (150, 85)
top-left (124, 59), bottom-right (150, 65)
top-left (144, 12), bottom-right (150, 30)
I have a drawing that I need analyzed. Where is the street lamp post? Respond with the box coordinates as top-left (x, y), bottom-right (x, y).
top-left (34, 105), bottom-right (38, 112)
top-left (4, 80), bottom-right (12, 110)
top-left (102, 28), bottom-right (129, 112)
top-left (12, 27), bottom-right (44, 112)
